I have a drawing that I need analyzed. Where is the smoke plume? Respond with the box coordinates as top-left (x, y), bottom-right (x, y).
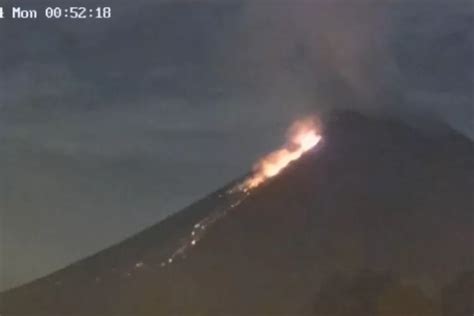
top-left (218, 0), bottom-right (473, 138)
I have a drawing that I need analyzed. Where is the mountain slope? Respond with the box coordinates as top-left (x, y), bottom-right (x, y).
top-left (1, 112), bottom-right (473, 316)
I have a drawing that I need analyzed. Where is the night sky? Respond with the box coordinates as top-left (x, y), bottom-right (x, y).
top-left (1, 0), bottom-right (472, 290)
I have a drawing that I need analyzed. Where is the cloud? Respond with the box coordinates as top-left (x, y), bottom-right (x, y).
top-left (216, 0), bottom-right (473, 138)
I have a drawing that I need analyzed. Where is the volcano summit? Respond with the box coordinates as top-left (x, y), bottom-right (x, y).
top-left (1, 112), bottom-right (473, 316)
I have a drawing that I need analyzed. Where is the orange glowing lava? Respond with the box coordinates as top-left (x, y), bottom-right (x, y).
top-left (241, 118), bottom-right (322, 190)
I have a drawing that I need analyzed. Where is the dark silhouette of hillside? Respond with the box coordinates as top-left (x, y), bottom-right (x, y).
top-left (314, 271), bottom-right (438, 316)
top-left (1, 111), bottom-right (473, 315)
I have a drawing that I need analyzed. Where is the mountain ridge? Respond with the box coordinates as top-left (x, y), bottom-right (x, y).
top-left (1, 111), bottom-right (473, 315)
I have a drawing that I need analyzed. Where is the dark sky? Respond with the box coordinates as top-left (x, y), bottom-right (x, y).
top-left (1, 0), bottom-right (472, 290)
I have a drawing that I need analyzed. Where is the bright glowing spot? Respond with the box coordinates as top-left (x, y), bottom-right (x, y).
top-left (241, 117), bottom-right (322, 190)
top-left (160, 117), bottom-right (323, 266)
top-left (294, 131), bottom-right (320, 151)
top-left (135, 262), bottom-right (144, 268)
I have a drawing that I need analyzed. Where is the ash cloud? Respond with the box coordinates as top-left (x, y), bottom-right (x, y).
top-left (217, 0), bottom-right (473, 138)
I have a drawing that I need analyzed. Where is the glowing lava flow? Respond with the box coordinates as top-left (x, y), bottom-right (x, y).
top-left (160, 118), bottom-right (322, 267)
top-left (240, 118), bottom-right (321, 190)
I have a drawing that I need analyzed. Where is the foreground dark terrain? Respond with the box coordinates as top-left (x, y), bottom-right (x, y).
top-left (1, 112), bottom-right (473, 316)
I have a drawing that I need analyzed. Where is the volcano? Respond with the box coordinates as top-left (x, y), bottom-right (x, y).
top-left (1, 112), bottom-right (473, 316)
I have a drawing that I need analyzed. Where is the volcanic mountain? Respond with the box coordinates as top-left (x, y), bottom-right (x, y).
top-left (1, 112), bottom-right (473, 316)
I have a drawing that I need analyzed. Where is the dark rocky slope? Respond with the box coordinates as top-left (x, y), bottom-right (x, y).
top-left (1, 112), bottom-right (473, 315)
